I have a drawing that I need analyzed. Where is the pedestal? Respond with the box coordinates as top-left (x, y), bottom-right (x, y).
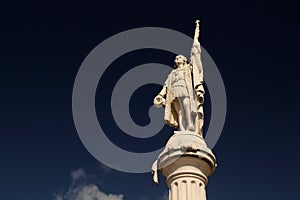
top-left (156, 131), bottom-right (216, 200)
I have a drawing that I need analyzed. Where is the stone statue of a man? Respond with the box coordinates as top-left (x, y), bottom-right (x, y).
top-left (153, 20), bottom-right (205, 136)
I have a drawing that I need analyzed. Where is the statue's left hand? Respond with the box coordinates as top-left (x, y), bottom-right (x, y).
top-left (153, 95), bottom-right (165, 108)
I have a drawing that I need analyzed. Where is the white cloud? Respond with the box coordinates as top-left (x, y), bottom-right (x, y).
top-left (61, 184), bottom-right (123, 200)
top-left (98, 164), bottom-right (113, 175)
top-left (70, 168), bottom-right (87, 181)
top-left (54, 195), bottom-right (63, 200)
top-left (159, 192), bottom-right (168, 200)
top-left (55, 169), bottom-right (124, 200)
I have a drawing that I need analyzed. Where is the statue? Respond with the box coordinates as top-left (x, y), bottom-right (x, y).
top-left (151, 22), bottom-right (217, 200)
top-left (153, 20), bottom-right (205, 136)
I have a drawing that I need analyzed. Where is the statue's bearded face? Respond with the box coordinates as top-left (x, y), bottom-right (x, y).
top-left (174, 55), bottom-right (187, 67)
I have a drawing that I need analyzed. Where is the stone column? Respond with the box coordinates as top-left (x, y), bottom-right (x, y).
top-left (157, 131), bottom-right (216, 200)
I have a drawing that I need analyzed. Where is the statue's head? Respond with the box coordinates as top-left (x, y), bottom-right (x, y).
top-left (174, 55), bottom-right (187, 68)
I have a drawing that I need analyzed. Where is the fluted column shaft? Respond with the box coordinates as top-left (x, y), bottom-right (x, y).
top-left (169, 176), bottom-right (206, 200)
top-left (160, 155), bottom-right (215, 200)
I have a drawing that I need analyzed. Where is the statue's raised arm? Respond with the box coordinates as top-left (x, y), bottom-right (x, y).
top-left (190, 20), bottom-right (205, 104)
top-left (191, 20), bottom-right (202, 74)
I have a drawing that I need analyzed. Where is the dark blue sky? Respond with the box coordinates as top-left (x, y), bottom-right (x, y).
top-left (0, 2), bottom-right (299, 200)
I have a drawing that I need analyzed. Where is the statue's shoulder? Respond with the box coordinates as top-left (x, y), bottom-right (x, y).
top-left (185, 63), bottom-right (193, 70)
